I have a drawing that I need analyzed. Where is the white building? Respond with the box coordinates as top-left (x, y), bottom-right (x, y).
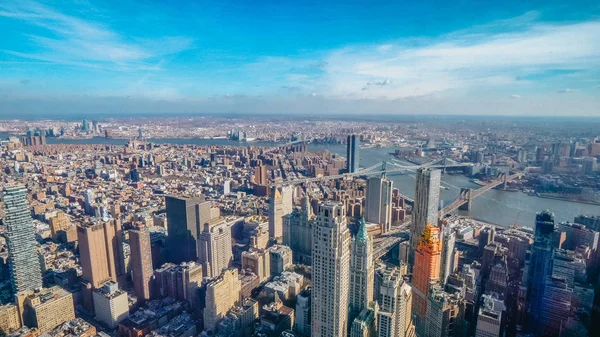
top-left (376, 267), bottom-right (414, 337)
top-left (365, 176), bottom-right (393, 232)
top-left (349, 219), bottom-right (374, 322)
top-left (93, 281), bottom-right (129, 328)
top-left (198, 217), bottom-right (236, 278)
top-left (311, 201), bottom-right (351, 337)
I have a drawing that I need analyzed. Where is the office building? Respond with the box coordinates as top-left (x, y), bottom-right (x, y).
top-left (269, 186), bottom-right (293, 240)
top-left (77, 220), bottom-right (124, 289)
top-left (154, 262), bottom-right (203, 308)
top-left (2, 185), bottom-right (43, 293)
top-left (350, 302), bottom-right (378, 337)
top-left (475, 294), bottom-right (504, 337)
top-left (242, 249), bottom-right (271, 283)
top-left (440, 223), bottom-right (456, 287)
top-left (295, 288), bottom-right (311, 337)
top-left (410, 168), bottom-right (441, 267)
top-left (198, 217), bottom-right (234, 278)
top-left (527, 210), bottom-right (556, 328)
top-left (412, 225), bottom-right (442, 334)
top-left (365, 176), bottom-right (393, 233)
top-left (129, 226), bottom-right (153, 301)
top-left (0, 304), bottom-right (21, 335)
top-left (283, 196), bottom-right (314, 265)
top-left (557, 221), bottom-right (599, 252)
top-left (165, 195), bottom-right (209, 264)
top-left (270, 244), bottom-right (293, 275)
top-left (376, 267), bottom-right (414, 337)
top-left (347, 134), bottom-right (360, 173)
top-left (17, 286), bottom-right (75, 334)
top-left (425, 288), bottom-right (465, 337)
top-left (254, 165), bottom-right (269, 185)
top-left (204, 268), bottom-right (241, 333)
top-left (349, 218), bottom-right (374, 322)
top-left (93, 281), bottom-right (129, 328)
top-left (538, 276), bottom-right (572, 337)
top-left (311, 201), bottom-right (351, 337)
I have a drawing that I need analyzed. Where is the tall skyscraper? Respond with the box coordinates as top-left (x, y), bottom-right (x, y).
top-left (347, 134), bottom-right (360, 173)
top-left (198, 217), bottom-right (234, 278)
top-left (538, 276), bottom-right (572, 337)
top-left (439, 222), bottom-right (456, 287)
top-left (365, 176), bottom-right (393, 232)
top-left (425, 287), bottom-right (465, 337)
top-left (410, 168), bottom-right (441, 267)
top-left (412, 225), bottom-right (442, 335)
top-left (283, 195), bottom-right (314, 264)
top-left (2, 185), bottom-right (43, 293)
top-left (376, 267), bottom-right (415, 337)
top-left (77, 219), bottom-right (125, 311)
top-left (349, 218), bottom-right (374, 322)
top-left (268, 186), bottom-right (293, 240)
top-left (165, 195), bottom-right (209, 263)
top-left (312, 201), bottom-right (351, 337)
top-left (527, 210), bottom-right (556, 329)
top-left (129, 226), bottom-right (153, 301)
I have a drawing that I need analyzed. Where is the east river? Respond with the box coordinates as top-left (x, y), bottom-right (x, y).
top-left (3, 133), bottom-right (600, 227)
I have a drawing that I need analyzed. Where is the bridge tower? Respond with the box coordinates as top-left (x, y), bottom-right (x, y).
top-left (501, 173), bottom-right (508, 190)
top-left (458, 188), bottom-right (472, 211)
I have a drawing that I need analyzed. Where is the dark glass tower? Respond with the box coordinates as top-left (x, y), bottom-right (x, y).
top-left (3, 185), bottom-right (43, 293)
top-left (527, 210), bottom-right (556, 329)
top-left (346, 134), bottom-right (360, 173)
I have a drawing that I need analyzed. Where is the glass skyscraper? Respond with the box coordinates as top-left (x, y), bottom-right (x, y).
top-left (346, 134), bottom-right (360, 173)
top-left (3, 185), bottom-right (43, 293)
top-left (527, 210), bottom-right (556, 330)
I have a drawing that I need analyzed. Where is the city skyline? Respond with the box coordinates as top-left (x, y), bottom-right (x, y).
top-left (1, 1), bottom-right (599, 116)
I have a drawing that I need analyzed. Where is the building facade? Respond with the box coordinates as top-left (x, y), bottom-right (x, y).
top-left (347, 134), bottom-right (360, 173)
top-left (365, 176), bottom-right (393, 233)
top-left (129, 226), bottom-right (153, 301)
top-left (349, 218), bottom-right (374, 322)
top-left (3, 185), bottom-right (43, 293)
top-left (409, 168), bottom-right (441, 267)
top-left (311, 201), bottom-right (351, 337)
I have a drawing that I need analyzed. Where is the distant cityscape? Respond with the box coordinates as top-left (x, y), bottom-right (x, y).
top-left (0, 115), bottom-right (599, 337)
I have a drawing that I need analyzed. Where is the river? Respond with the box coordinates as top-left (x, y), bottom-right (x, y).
top-left (3, 133), bottom-right (599, 227)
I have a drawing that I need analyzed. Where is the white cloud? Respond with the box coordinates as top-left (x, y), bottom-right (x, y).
top-left (510, 94), bottom-right (521, 99)
top-left (556, 88), bottom-right (576, 93)
top-left (321, 20), bottom-right (600, 99)
top-left (0, 1), bottom-right (193, 71)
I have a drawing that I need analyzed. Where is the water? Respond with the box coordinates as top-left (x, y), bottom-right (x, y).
top-left (3, 133), bottom-right (599, 227)
top-left (308, 144), bottom-right (600, 227)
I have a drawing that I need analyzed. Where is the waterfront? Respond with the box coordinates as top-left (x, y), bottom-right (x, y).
top-left (4, 133), bottom-right (600, 227)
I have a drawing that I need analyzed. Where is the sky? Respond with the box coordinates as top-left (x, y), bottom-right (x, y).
top-left (0, 0), bottom-right (599, 117)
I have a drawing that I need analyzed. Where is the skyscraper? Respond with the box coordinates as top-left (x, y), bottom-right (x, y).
top-left (349, 218), bottom-right (374, 322)
top-left (439, 222), bottom-right (456, 287)
top-left (129, 226), bottom-right (153, 301)
top-left (527, 210), bottom-right (556, 329)
top-left (204, 268), bottom-right (241, 333)
top-left (347, 134), bottom-right (360, 173)
top-left (198, 217), bottom-right (234, 278)
top-left (283, 195), bottom-right (313, 264)
top-left (376, 267), bottom-right (415, 337)
top-left (268, 186), bottom-right (293, 240)
top-left (312, 201), bottom-right (351, 337)
top-left (412, 225), bottom-right (442, 335)
top-left (3, 185), bottom-right (43, 293)
top-left (425, 287), bottom-right (465, 337)
top-left (410, 168), bottom-right (441, 267)
top-left (365, 176), bottom-right (393, 232)
top-left (165, 195), bottom-right (209, 263)
top-left (475, 293), bottom-right (504, 337)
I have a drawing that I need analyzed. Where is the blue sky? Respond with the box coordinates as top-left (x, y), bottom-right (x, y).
top-left (0, 0), bottom-right (599, 116)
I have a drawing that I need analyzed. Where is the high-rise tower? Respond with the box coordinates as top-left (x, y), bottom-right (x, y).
top-left (527, 210), bottom-right (557, 330)
top-left (376, 267), bottom-right (415, 337)
top-left (165, 195), bottom-right (209, 263)
top-left (412, 224), bottom-right (442, 335)
top-left (365, 176), bottom-right (393, 233)
top-left (129, 226), bottom-right (153, 301)
top-left (349, 218), bottom-right (374, 323)
top-left (312, 201), bottom-right (351, 337)
top-left (347, 134), bottom-right (360, 173)
top-left (409, 168), bottom-right (441, 267)
top-left (3, 185), bottom-right (43, 293)
top-left (268, 185), bottom-right (293, 241)
top-left (198, 217), bottom-right (234, 278)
